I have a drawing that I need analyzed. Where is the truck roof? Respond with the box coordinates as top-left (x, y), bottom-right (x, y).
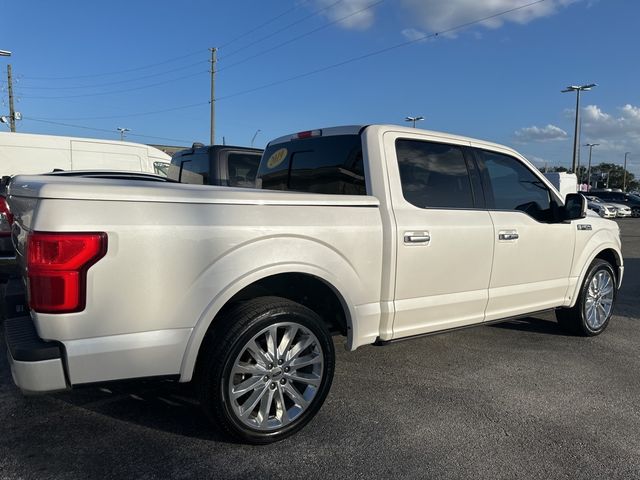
top-left (267, 124), bottom-right (516, 155)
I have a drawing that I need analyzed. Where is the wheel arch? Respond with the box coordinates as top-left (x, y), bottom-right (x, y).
top-left (567, 245), bottom-right (623, 308)
top-left (179, 263), bottom-right (364, 383)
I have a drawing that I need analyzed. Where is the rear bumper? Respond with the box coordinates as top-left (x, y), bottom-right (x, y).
top-left (5, 316), bottom-right (69, 394)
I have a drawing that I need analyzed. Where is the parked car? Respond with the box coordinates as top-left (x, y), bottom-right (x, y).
top-left (5, 125), bottom-right (623, 444)
top-left (589, 190), bottom-right (640, 217)
top-left (585, 196), bottom-right (617, 218)
top-left (611, 203), bottom-right (632, 218)
top-left (167, 144), bottom-right (263, 187)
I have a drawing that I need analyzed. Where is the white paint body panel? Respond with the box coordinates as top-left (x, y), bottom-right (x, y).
top-left (6, 124), bottom-right (622, 389)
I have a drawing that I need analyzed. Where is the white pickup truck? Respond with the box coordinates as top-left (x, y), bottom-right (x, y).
top-left (4, 125), bottom-right (623, 444)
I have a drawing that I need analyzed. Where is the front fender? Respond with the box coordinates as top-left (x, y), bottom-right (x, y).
top-left (178, 235), bottom-right (381, 382)
top-left (566, 228), bottom-right (622, 308)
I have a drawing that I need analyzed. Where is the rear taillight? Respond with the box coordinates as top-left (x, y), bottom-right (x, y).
top-left (0, 196), bottom-right (14, 238)
top-left (27, 232), bottom-right (107, 313)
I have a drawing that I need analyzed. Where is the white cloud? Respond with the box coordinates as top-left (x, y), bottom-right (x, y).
top-left (401, 28), bottom-right (428, 42)
top-left (581, 104), bottom-right (640, 149)
top-left (313, 0), bottom-right (377, 30)
top-left (311, 0), bottom-right (582, 33)
top-left (515, 124), bottom-right (568, 143)
top-left (400, 0), bottom-right (582, 37)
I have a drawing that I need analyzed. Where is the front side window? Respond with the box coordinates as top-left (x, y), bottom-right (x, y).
top-left (478, 150), bottom-right (552, 222)
top-left (395, 139), bottom-right (474, 209)
top-left (167, 152), bottom-right (210, 184)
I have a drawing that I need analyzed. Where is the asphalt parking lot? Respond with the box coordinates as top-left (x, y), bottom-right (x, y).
top-left (1, 219), bottom-right (639, 479)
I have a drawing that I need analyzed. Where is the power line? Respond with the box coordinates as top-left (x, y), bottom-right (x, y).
top-left (34, 101), bottom-right (210, 121)
top-left (218, 0), bottom-right (385, 73)
top-left (219, 0), bottom-right (311, 49)
top-left (23, 50), bottom-right (207, 81)
top-left (15, 61), bottom-right (206, 90)
top-left (219, 0), bottom-right (344, 60)
top-left (23, 116), bottom-right (194, 144)
top-left (19, 70), bottom-right (208, 100)
top-left (217, 0), bottom-right (549, 102)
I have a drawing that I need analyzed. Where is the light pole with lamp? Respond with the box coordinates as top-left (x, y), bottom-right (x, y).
top-left (562, 84), bottom-right (596, 174)
top-left (405, 116), bottom-right (424, 128)
top-left (584, 143), bottom-right (599, 191)
top-left (251, 129), bottom-right (261, 147)
top-left (623, 152), bottom-right (630, 192)
top-left (117, 127), bottom-right (130, 141)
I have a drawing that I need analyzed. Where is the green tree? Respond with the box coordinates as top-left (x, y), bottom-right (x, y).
top-left (589, 163), bottom-right (638, 191)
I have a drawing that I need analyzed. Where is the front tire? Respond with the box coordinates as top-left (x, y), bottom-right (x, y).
top-left (197, 296), bottom-right (335, 444)
top-left (556, 259), bottom-right (617, 336)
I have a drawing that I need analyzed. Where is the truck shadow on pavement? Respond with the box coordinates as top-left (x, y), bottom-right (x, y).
top-left (51, 380), bottom-right (229, 442)
top-left (490, 316), bottom-right (569, 336)
top-left (616, 257), bottom-right (640, 318)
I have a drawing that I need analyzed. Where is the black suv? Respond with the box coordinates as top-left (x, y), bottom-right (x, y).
top-left (168, 145), bottom-right (263, 187)
top-left (589, 191), bottom-right (640, 217)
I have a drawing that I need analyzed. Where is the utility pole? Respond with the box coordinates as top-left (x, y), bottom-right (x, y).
top-left (210, 47), bottom-right (217, 145)
top-left (623, 152), bottom-right (630, 192)
top-left (7, 64), bottom-right (16, 132)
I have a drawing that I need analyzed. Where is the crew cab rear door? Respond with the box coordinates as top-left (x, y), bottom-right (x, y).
top-left (383, 131), bottom-right (494, 339)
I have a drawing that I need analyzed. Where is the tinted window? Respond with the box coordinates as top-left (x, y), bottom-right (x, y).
top-left (395, 139), bottom-right (474, 209)
top-left (258, 135), bottom-right (365, 195)
top-left (478, 150), bottom-right (552, 222)
top-left (227, 153), bottom-right (260, 188)
top-left (167, 152), bottom-right (209, 184)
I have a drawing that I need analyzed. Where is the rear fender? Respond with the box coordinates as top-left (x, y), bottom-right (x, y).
top-left (178, 235), bottom-right (378, 382)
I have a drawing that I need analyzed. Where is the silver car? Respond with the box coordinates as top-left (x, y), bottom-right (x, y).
top-left (586, 196), bottom-right (617, 218)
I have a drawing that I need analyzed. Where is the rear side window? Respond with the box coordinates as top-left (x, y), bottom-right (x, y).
top-left (258, 135), bottom-right (365, 195)
top-left (167, 152), bottom-right (209, 184)
top-left (227, 153), bottom-right (260, 188)
top-left (395, 139), bottom-right (474, 209)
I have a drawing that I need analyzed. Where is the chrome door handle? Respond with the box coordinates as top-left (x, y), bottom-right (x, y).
top-left (404, 231), bottom-right (431, 244)
top-left (498, 230), bottom-right (519, 241)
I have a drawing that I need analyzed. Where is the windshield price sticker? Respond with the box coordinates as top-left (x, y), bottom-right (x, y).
top-left (267, 148), bottom-right (288, 169)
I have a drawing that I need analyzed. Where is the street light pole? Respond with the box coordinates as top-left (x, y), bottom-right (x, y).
top-left (584, 143), bottom-right (599, 191)
top-left (405, 116), bottom-right (424, 128)
top-left (562, 84), bottom-right (596, 173)
top-left (251, 129), bottom-right (261, 147)
top-left (623, 152), bottom-right (630, 192)
top-left (117, 127), bottom-right (130, 141)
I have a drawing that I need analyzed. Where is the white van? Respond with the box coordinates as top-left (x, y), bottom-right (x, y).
top-left (0, 132), bottom-right (171, 176)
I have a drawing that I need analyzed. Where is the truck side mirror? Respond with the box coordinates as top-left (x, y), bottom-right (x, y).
top-left (564, 193), bottom-right (587, 220)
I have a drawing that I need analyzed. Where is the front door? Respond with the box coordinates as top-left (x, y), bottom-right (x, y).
top-left (474, 148), bottom-right (575, 320)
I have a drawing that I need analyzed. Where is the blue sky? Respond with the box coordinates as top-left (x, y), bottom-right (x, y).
top-left (2, 0), bottom-right (639, 175)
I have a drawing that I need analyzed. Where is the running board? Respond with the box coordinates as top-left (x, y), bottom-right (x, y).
top-left (373, 309), bottom-right (555, 346)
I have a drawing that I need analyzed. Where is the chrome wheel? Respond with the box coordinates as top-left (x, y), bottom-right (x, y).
top-left (228, 322), bottom-right (324, 431)
top-left (584, 269), bottom-right (615, 330)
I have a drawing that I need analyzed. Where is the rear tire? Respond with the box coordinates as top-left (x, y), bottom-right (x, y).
top-left (556, 259), bottom-right (617, 336)
top-left (197, 296), bottom-right (335, 444)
